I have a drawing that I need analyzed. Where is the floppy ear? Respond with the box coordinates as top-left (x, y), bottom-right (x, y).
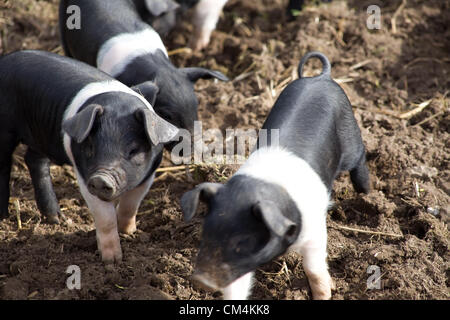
top-left (144, 0), bottom-right (179, 16)
top-left (62, 104), bottom-right (103, 143)
top-left (135, 108), bottom-right (179, 146)
top-left (181, 67), bottom-right (229, 83)
top-left (180, 183), bottom-right (223, 222)
top-left (252, 201), bottom-right (298, 239)
top-left (132, 81), bottom-right (159, 106)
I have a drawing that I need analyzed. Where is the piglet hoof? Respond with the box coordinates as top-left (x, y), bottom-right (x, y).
top-left (330, 277), bottom-right (336, 291)
top-left (313, 291), bottom-right (331, 300)
top-left (189, 31), bottom-right (211, 51)
top-left (306, 271), bottom-right (333, 300)
top-left (100, 245), bottom-right (123, 264)
top-left (118, 216), bottom-right (137, 235)
top-left (98, 235), bottom-right (123, 264)
top-left (0, 209), bottom-right (9, 220)
top-left (46, 213), bottom-right (61, 225)
top-left (312, 277), bottom-right (336, 300)
top-left (311, 282), bottom-right (332, 300)
top-left (46, 210), bottom-right (68, 225)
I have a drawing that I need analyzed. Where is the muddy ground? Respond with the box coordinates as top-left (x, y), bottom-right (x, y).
top-left (0, 0), bottom-right (448, 300)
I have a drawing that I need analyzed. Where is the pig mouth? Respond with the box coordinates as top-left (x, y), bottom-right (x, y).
top-left (191, 270), bottom-right (234, 292)
top-left (191, 271), bottom-right (221, 292)
top-left (192, 237), bottom-right (284, 292)
top-left (191, 263), bottom-right (241, 292)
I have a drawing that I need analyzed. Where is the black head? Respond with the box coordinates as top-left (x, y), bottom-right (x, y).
top-left (143, 0), bottom-right (179, 16)
top-left (141, 64), bottom-right (228, 151)
top-left (63, 91), bottom-right (178, 201)
top-left (118, 50), bottom-right (228, 134)
top-left (180, 175), bottom-right (301, 290)
top-left (138, 0), bottom-right (179, 37)
top-left (151, 66), bottom-right (228, 132)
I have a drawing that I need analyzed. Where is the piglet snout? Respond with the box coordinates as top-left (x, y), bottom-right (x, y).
top-left (191, 271), bottom-right (220, 292)
top-left (87, 174), bottom-right (117, 201)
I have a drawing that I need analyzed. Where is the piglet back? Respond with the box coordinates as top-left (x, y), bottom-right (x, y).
top-left (298, 51), bottom-right (331, 79)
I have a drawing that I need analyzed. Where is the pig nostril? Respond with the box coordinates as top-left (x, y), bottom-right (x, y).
top-left (88, 181), bottom-right (97, 191)
top-left (88, 176), bottom-right (115, 197)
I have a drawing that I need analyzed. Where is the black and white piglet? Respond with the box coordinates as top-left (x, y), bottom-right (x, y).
top-left (180, 52), bottom-right (370, 299)
top-left (0, 50), bottom-right (178, 263)
top-left (135, 0), bottom-right (229, 51)
top-left (59, 0), bottom-right (228, 137)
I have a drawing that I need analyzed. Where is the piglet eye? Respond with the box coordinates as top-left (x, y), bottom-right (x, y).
top-left (128, 147), bottom-right (140, 159)
top-left (231, 235), bottom-right (256, 255)
top-left (85, 140), bottom-right (94, 158)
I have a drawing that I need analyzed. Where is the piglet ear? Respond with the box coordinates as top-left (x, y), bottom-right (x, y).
top-left (132, 81), bottom-right (159, 106)
top-left (144, 0), bottom-right (179, 16)
top-left (62, 104), bottom-right (103, 143)
top-left (180, 183), bottom-right (223, 222)
top-left (135, 108), bottom-right (179, 146)
top-left (252, 201), bottom-right (298, 240)
top-left (181, 67), bottom-right (230, 83)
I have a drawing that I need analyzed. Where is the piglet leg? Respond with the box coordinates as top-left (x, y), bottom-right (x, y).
top-left (190, 0), bottom-right (228, 51)
top-left (0, 134), bottom-right (18, 219)
top-left (350, 154), bottom-right (370, 194)
top-left (25, 148), bottom-right (65, 224)
top-left (300, 241), bottom-right (334, 300)
top-left (77, 171), bottom-right (122, 263)
top-left (222, 272), bottom-right (254, 300)
top-left (117, 173), bottom-right (155, 235)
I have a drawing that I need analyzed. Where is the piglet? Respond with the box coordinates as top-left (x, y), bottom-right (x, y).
top-left (0, 50), bottom-right (178, 263)
top-left (59, 0), bottom-right (228, 137)
top-left (180, 52), bottom-right (370, 299)
top-left (136, 0), bottom-right (228, 51)
top-left (187, 0), bottom-right (229, 51)
top-left (134, 0), bottom-right (180, 37)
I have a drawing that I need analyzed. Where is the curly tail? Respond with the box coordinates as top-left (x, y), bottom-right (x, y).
top-left (298, 51), bottom-right (331, 78)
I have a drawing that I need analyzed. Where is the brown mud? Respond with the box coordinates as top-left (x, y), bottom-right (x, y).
top-left (0, 0), bottom-right (448, 299)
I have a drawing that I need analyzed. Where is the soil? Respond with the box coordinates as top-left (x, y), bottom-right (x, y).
top-left (0, 0), bottom-right (448, 300)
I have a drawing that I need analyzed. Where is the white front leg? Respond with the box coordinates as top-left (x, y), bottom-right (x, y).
top-left (299, 239), bottom-right (333, 300)
top-left (222, 272), bottom-right (254, 300)
top-left (191, 0), bottom-right (228, 51)
top-left (76, 171), bottom-right (122, 263)
top-left (117, 173), bottom-right (155, 235)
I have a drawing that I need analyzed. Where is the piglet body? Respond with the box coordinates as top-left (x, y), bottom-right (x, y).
top-left (0, 50), bottom-right (178, 263)
top-left (60, 0), bottom-right (228, 136)
top-left (181, 52), bottom-right (370, 299)
top-left (135, 0), bottom-right (228, 51)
